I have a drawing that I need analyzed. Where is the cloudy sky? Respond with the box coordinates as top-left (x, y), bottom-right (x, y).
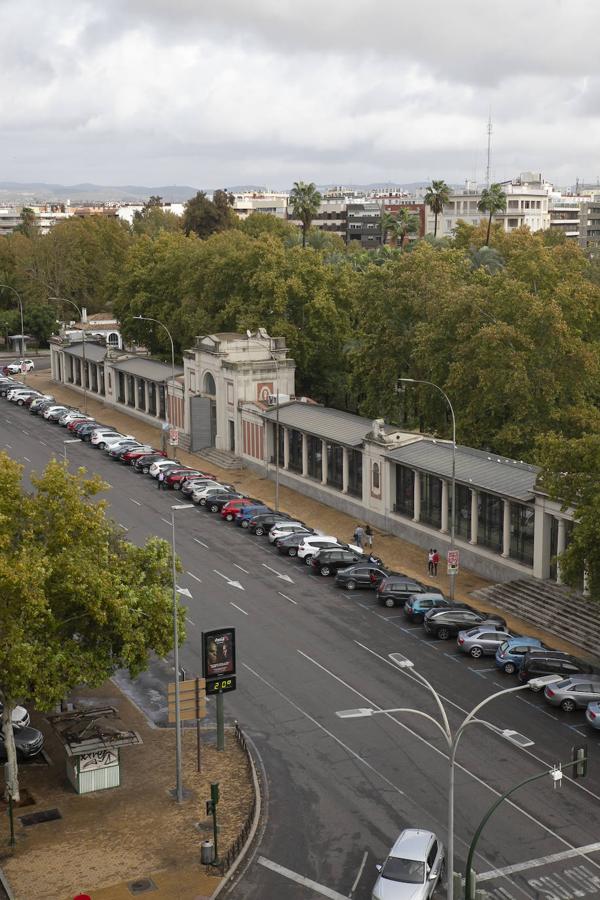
top-left (2, 0), bottom-right (599, 189)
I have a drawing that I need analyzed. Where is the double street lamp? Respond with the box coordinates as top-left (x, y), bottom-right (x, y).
top-left (336, 652), bottom-right (535, 900)
top-left (0, 284), bottom-right (25, 381)
top-left (49, 296), bottom-right (87, 413)
top-left (398, 378), bottom-right (457, 600)
top-left (170, 503), bottom-right (194, 803)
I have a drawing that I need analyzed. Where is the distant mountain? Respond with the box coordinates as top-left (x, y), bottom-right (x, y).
top-left (0, 182), bottom-right (201, 204)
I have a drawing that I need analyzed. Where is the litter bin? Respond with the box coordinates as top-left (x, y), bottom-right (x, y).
top-left (201, 839), bottom-right (215, 864)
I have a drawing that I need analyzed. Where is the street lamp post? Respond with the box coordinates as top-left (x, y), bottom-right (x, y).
top-left (270, 350), bottom-right (281, 513)
top-left (170, 503), bottom-right (194, 803)
top-left (336, 653), bottom-right (534, 900)
top-left (133, 315), bottom-right (175, 451)
top-left (49, 296), bottom-right (87, 413)
top-left (0, 284), bottom-right (25, 382)
top-left (398, 378), bottom-right (456, 600)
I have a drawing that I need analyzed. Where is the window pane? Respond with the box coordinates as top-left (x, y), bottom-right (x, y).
top-left (478, 491), bottom-right (503, 553)
top-left (394, 465), bottom-right (414, 517)
top-left (288, 429), bottom-right (303, 473)
top-left (307, 435), bottom-right (322, 480)
top-left (327, 442), bottom-right (343, 491)
top-left (509, 502), bottom-right (534, 566)
top-left (348, 448), bottom-right (362, 497)
top-left (420, 473), bottom-right (442, 528)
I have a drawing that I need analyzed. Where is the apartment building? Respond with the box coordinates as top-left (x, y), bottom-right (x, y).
top-left (0, 204), bottom-right (72, 236)
top-left (232, 192), bottom-right (288, 219)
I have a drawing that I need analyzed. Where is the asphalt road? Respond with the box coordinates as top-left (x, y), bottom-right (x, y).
top-left (3, 400), bottom-right (600, 900)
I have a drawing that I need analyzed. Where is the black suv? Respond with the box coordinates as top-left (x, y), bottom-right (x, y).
top-left (518, 650), bottom-right (594, 686)
top-left (377, 576), bottom-right (441, 608)
top-left (247, 512), bottom-right (292, 536)
top-left (423, 606), bottom-right (506, 640)
top-left (335, 564), bottom-right (393, 591)
top-left (311, 548), bottom-right (366, 576)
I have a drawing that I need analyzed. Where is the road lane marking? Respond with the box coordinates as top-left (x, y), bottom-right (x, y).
top-left (230, 602), bottom-right (248, 615)
top-left (468, 666), bottom-right (490, 678)
top-left (278, 592), bottom-right (297, 605)
top-left (23, 456), bottom-right (30, 462)
top-left (160, 517), bottom-right (170, 526)
top-left (243, 663), bottom-right (405, 796)
top-left (186, 571), bottom-right (202, 584)
top-left (129, 497), bottom-right (142, 506)
top-left (213, 570), bottom-right (244, 590)
top-left (262, 562), bottom-right (294, 583)
top-left (194, 538), bottom-right (209, 548)
top-left (257, 857), bottom-right (349, 900)
top-left (477, 843), bottom-right (600, 882)
top-left (4, 443), bottom-right (11, 449)
top-left (349, 851), bottom-right (368, 897)
top-left (234, 563), bottom-right (250, 573)
top-left (185, 616), bottom-right (196, 626)
top-left (22, 429), bottom-right (29, 435)
top-left (118, 523), bottom-right (129, 532)
top-left (39, 439), bottom-right (47, 446)
top-left (444, 653), bottom-right (461, 663)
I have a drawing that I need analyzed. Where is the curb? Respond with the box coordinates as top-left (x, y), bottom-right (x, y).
top-left (0, 866), bottom-right (15, 900)
top-left (210, 729), bottom-right (266, 899)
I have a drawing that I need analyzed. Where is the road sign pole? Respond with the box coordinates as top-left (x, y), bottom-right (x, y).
top-left (216, 692), bottom-right (225, 751)
top-left (196, 677), bottom-right (202, 773)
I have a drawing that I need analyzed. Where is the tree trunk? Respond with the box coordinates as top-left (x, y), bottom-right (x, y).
top-left (2, 699), bottom-right (20, 803)
top-left (486, 211), bottom-right (492, 246)
top-left (434, 211), bottom-right (438, 238)
top-left (302, 223), bottom-right (307, 248)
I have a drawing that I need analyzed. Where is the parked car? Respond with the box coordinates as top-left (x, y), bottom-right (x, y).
top-left (58, 411), bottom-right (90, 426)
top-left (457, 626), bottom-right (513, 658)
top-left (149, 459), bottom-right (180, 478)
top-left (403, 593), bottom-right (451, 623)
top-left (235, 504), bottom-right (271, 527)
top-left (423, 606), bottom-right (505, 640)
top-left (108, 441), bottom-right (144, 458)
top-left (544, 676), bottom-right (600, 712)
top-left (518, 650), bottom-right (594, 687)
top-left (22, 393), bottom-right (45, 408)
top-left (5, 359), bottom-right (34, 374)
top-left (29, 395), bottom-right (54, 413)
top-left (0, 380), bottom-right (24, 397)
top-left (585, 701), bottom-right (600, 730)
top-left (372, 828), bottom-right (444, 900)
top-left (0, 725), bottom-right (44, 762)
top-left (133, 453), bottom-right (167, 474)
top-left (46, 405), bottom-right (75, 422)
top-left (42, 405), bottom-right (70, 420)
top-left (181, 477), bottom-right (219, 497)
top-left (165, 469), bottom-right (208, 489)
top-left (91, 431), bottom-right (130, 448)
top-left (247, 512), bottom-right (292, 535)
top-left (120, 446), bottom-right (155, 463)
top-left (75, 422), bottom-right (105, 439)
top-left (271, 523), bottom-right (314, 546)
top-left (377, 576), bottom-right (441, 609)
top-left (495, 636), bottom-right (546, 674)
top-left (0, 703), bottom-right (30, 729)
top-left (191, 483), bottom-right (234, 504)
top-left (335, 563), bottom-right (392, 590)
top-left (9, 390), bottom-right (41, 406)
top-left (220, 498), bottom-right (261, 521)
top-left (274, 531), bottom-right (314, 556)
top-left (205, 492), bottom-right (245, 513)
top-left (311, 547), bottom-right (366, 576)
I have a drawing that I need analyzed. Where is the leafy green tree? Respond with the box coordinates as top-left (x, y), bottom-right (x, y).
top-left (14, 207), bottom-right (37, 237)
top-left (132, 206), bottom-right (182, 238)
top-left (289, 181), bottom-right (322, 248)
top-left (182, 190), bottom-right (236, 239)
top-left (424, 180), bottom-right (451, 237)
top-left (469, 245), bottom-right (505, 274)
top-left (0, 455), bottom-right (179, 801)
top-left (477, 183), bottom-right (507, 245)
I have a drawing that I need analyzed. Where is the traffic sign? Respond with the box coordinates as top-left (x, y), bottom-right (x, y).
top-left (167, 677), bottom-right (206, 722)
top-left (447, 549), bottom-right (460, 575)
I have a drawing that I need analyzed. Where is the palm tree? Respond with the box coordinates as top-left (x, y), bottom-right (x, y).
top-left (469, 245), bottom-right (505, 274)
top-left (424, 180), bottom-right (451, 238)
top-left (289, 181), bottom-right (322, 248)
top-left (382, 209), bottom-right (419, 249)
top-left (477, 183), bottom-right (507, 246)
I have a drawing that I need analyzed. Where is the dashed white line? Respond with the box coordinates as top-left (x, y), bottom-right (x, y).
top-left (350, 851), bottom-right (368, 898)
top-left (160, 517), bottom-right (170, 526)
top-left (22, 430), bottom-right (29, 435)
top-left (278, 592), bottom-right (297, 604)
top-left (234, 563), bottom-right (250, 574)
top-left (23, 456), bottom-right (31, 462)
top-left (39, 439), bottom-right (47, 446)
top-left (129, 497), bottom-right (142, 506)
top-left (118, 523), bottom-right (129, 532)
top-left (230, 602), bottom-right (248, 615)
top-left (186, 571), bottom-right (202, 584)
top-left (185, 616), bottom-right (196, 626)
top-left (193, 538), bottom-right (209, 548)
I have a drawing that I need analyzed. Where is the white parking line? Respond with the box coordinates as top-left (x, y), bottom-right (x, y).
top-left (258, 857), bottom-right (349, 900)
top-left (350, 851), bottom-right (368, 897)
top-left (129, 497), bottom-right (142, 506)
top-left (444, 653), bottom-right (461, 663)
top-left (477, 842), bottom-right (600, 882)
top-left (186, 571), bottom-right (202, 584)
top-left (22, 430), bottom-right (29, 435)
top-left (23, 456), bottom-right (30, 462)
top-left (4, 443), bottom-right (11, 449)
top-left (230, 602), bottom-right (248, 615)
top-left (234, 563), bottom-right (250, 573)
top-left (193, 538), bottom-right (209, 549)
top-left (160, 517), bottom-right (170, 526)
top-left (278, 592), bottom-right (297, 605)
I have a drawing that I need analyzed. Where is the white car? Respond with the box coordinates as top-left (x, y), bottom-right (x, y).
top-left (149, 459), bottom-right (179, 478)
top-left (191, 483), bottom-right (231, 504)
top-left (58, 411), bottom-right (91, 426)
top-left (90, 430), bottom-right (126, 448)
top-left (296, 534), bottom-right (343, 559)
top-left (268, 522), bottom-right (311, 544)
top-left (0, 703), bottom-right (30, 729)
top-left (8, 389), bottom-right (40, 404)
top-left (372, 828), bottom-right (444, 900)
top-left (103, 438), bottom-right (141, 454)
top-left (43, 405), bottom-right (69, 419)
top-left (6, 359), bottom-right (34, 374)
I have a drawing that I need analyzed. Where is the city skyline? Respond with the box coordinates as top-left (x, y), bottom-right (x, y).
top-left (2, 1), bottom-right (600, 187)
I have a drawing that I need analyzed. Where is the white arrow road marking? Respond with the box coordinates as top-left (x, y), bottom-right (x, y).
top-left (477, 842), bottom-right (600, 882)
top-left (261, 563), bottom-right (294, 583)
top-left (194, 538), bottom-right (209, 548)
top-left (230, 602), bottom-right (248, 615)
top-left (257, 857), bottom-right (349, 900)
top-left (278, 592), bottom-right (297, 605)
top-left (186, 571), bottom-right (202, 584)
top-left (213, 570), bottom-right (244, 590)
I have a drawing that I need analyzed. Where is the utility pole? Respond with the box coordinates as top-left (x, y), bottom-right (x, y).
top-left (486, 113), bottom-right (493, 188)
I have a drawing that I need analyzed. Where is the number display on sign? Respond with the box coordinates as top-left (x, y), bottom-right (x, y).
top-left (206, 676), bottom-right (237, 695)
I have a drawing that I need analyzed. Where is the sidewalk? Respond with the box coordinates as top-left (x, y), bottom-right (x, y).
top-left (26, 370), bottom-right (587, 658)
top-left (0, 679), bottom-right (253, 900)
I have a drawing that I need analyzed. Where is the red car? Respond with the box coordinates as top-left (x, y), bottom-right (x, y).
top-left (121, 446), bottom-right (163, 464)
top-left (220, 498), bottom-right (255, 522)
top-left (165, 469), bottom-right (205, 489)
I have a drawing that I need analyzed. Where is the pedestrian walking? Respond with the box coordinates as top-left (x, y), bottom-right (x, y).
top-left (365, 524), bottom-right (373, 549)
top-left (354, 525), bottom-right (365, 549)
top-left (432, 549), bottom-right (440, 576)
top-left (158, 470), bottom-right (165, 490)
top-left (427, 548), bottom-right (434, 575)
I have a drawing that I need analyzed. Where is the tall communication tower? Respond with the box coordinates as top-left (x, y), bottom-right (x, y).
top-left (485, 113), bottom-right (493, 188)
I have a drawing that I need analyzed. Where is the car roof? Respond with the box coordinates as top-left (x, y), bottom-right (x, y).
top-left (390, 828), bottom-right (436, 860)
top-left (558, 674), bottom-right (600, 684)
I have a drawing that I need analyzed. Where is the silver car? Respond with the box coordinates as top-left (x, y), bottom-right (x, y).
top-left (544, 676), bottom-right (600, 712)
top-left (372, 828), bottom-right (444, 900)
top-left (457, 626), bottom-right (512, 658)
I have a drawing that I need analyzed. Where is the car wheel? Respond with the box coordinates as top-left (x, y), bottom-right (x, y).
top-left (99, 442), bottom-right (105, 449)
top-left (561, 698), bottom-right (577, 713)
top-left (470, 646), bottom-right (483, 659)
top-left (345, 579), bottom-right (357, 590)
top-left (241, 520), bottom-right (249, 528)
top-left (255, 527), bottom-right (264, 536)
top-left (305, 556), bottom-right (313, 566)
top-left (199, 498), bottom-right (207, 506)
top-left (503, 662), bottom-right (516, 675)
top-left (288, 547), bottom-right (297, 557)
top-left (175, 482), bottom-right (182, 490)
top-left (142, 466), bottom-right (149, 474)
top-left (210, 504), bottom-right (219, 513)
top-left (17, 399), bottom-right (24, 406)
top-left (384, 597), bottom-right (395, 608)
top-left (437, 627), bottom-right (450, 640)
top-left (320, 565), bottom-right (331, 576)
top-left (226, 513), bottom-right (234, 522)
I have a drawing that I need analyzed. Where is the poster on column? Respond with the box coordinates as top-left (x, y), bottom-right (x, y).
top-left (447, 549), bottom-right (460, 575)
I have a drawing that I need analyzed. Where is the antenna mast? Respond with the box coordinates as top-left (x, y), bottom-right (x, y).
top-left (486, 113), bottom-right (493, 188)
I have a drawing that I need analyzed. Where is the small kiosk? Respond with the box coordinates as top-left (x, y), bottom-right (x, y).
top-left (47, 706), bottom-right (143, 795)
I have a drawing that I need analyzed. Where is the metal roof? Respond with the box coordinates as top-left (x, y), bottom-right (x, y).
top-left (110, 357), bottom-right (183, 381)
top-left (385, 439), bottom-right (539, 502)
top-left (262, 402), bottom-right (374, 447)
top-left (62, 342), bottom-right (108, 362)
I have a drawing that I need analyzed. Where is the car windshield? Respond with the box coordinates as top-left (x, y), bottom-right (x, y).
top-left (499, 641), bottom-right (510, 651)
top-left (554, 680), bottom-right (571, 689)
top-left (382, 857), bottom-right (425, 884)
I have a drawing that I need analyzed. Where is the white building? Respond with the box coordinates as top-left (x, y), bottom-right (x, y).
top-left (116, 203), bottom-right (185, 224)
top-left (232, 192), bottom-right (288, 220)
top-left (0, 204), bottom-right (73, 236)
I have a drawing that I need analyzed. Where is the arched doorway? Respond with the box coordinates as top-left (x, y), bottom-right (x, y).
top-left (203, 372), bottom-right (217, 443)
top-left (189, 370), bottom-right (218, 451)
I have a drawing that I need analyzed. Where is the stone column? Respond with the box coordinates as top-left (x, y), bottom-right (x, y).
top-left (301, 434), bottom-right (308, 476)
top-left (342, 448), bottom-right (349, 493)
top-left (144, 380), bottom-right (150, 412)
top-left (441, 480), bottom-right (449, 533)
top-left (556, 518), bottom-right (567, 585)
top-left (283, 428), bottom-right (290, 469)
top-left (469, 489), bottom-right (479, 544)
top-left (321, 440), bottom-right (328, 485)
top-left (413, 471), bottom-right (421, 523)
top-left (532, 504), bottom-right (551, 579)
top-left (501, 500), bottom-right (511, 558)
